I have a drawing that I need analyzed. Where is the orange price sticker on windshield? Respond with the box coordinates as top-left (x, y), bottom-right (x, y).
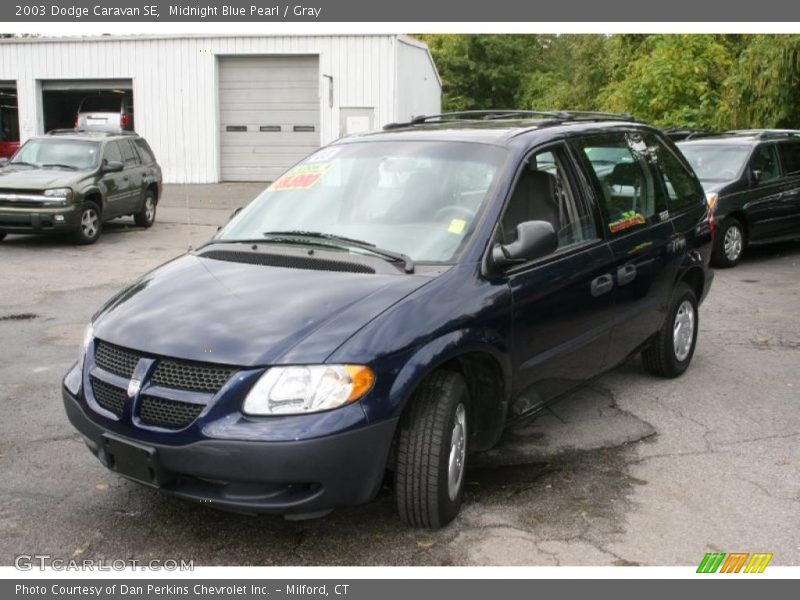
top-left (268, 163), bottom-right (332, 192)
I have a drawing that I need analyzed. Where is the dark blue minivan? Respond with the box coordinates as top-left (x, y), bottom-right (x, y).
top-left (63, 111), bottom-right (714, 528)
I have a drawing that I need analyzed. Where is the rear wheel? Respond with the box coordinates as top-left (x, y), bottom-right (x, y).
top-left (712, 217), bottom-right (745, 268)
top-left (395, 370), bottom-right (469, 529)
top-left (74, 202), bottom-right (102, 245)
top-left (134, 191), bottom-right (157, 228)
top-left (642, 282), bottom-right (698, 378)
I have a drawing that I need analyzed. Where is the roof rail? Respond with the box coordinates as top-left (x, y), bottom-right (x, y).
top-left (46, 128), bottom-right (137, 136)
top-left (383, 109), bottom-right (640, 130)
top-left (724, 129), bottom-right (800, 140)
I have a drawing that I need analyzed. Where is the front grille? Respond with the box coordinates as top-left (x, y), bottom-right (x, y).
top-left (151, 359), bottom-right (236, 393)
top-left (199, 249), bottom-right (376, 274)
top-left (95, 340), bottom-right (141, 379)
top-left (139, 395), bottom-right (204, 429)
top-left (91, 377), bottom-right (127, 416)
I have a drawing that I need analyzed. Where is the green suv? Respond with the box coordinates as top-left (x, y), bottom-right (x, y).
top-left (0, 130), bottom-right (162, 244)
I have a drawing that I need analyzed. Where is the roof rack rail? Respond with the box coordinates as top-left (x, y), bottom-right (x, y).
top-left (46, 128), bottom-right (137, 136)
top-left (383, 110), bottom-right (640, 130)
top-left (724, 129), bottom-right (800, 140)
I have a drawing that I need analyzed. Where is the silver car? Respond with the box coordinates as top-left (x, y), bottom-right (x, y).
top-left (75, 93), bottom-right (134, 131)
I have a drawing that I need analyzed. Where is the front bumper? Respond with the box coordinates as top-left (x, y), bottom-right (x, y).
top-left (0, 203), bottom-right (80, 234)
top-left (63, 385), bottom-right (398, 515)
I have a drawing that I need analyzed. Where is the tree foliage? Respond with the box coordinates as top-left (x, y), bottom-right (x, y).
top-left (417, 34), bottom-right (800, 130)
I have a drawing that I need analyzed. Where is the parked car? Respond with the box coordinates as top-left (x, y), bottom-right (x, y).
top-left (0, 129), bottom-right (161, 244)
top-left (75, 92), bottom-right (134, 131)
top-left (62, 111), bottom-right (714, 528)
top-left (0, 141), bottom-right (20, 159)
top-left (678, 130), bottom-right (800, 267)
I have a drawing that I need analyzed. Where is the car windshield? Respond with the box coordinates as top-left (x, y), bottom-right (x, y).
top-left (11, 139), bottom-right (100, 170)
top-left (218, 141), bottom-right (507, 263)
top-left (677, 144), bottom-right (751, 182)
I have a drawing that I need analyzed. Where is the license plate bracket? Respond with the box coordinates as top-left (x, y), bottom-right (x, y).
top-left (101, 434), bottom-right (165, 487)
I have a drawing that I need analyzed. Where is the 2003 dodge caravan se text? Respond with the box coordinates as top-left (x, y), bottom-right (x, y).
top-left (63, 111), bottom-right (714, 528)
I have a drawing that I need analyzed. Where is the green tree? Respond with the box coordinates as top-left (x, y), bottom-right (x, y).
top-left (600, 35), bottom-right (733, 129)
top-left (417, 34), bottom-right (546, 111)
top-left (717, 35), bottom-right (800, 128)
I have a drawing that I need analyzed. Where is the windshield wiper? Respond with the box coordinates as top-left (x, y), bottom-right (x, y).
top-left (8, 161), bottom-right (37, 168)
top-left (263, 230), bottom-right (415, 273)
top-left (41, 163), bottom-right (78, 170)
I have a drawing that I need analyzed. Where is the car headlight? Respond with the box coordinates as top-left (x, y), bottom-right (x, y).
top-left (44, 188), bottom-right (74, 204)
top-left (77, 323), bottom-right (94, 373)
top-left (243, 365), bottom-right (375, 416)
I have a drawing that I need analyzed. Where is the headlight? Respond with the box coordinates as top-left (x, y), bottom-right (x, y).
top-left (77, 323), bottom-right (94, 373)
top-left (44, 188), bottom-right (74, 203)
top-left (243, 365), bottom-right (375, 416)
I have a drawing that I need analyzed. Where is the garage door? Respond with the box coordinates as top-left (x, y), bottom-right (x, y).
top-left (219, 56), bottom-right (320, 182)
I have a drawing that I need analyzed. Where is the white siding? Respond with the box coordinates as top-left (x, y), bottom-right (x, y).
top-left (0, 35), bottom-right (440, 184)
top-left (395, 37), bottom-right (442, 124)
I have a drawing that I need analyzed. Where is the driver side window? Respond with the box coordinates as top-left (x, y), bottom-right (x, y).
top-left (750, 144), bottom-right (780, 183)
top-left (501, 147), bottom-right (597, 254)
top-left (103, 141), bottom-right (122, 167)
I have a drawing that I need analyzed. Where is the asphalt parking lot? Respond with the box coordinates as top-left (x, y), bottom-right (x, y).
top-left (1, 183), bottom-right (798, 567)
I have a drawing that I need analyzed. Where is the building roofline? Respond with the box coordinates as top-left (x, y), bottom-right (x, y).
top-left (0, 33), bottom-right (406, 45)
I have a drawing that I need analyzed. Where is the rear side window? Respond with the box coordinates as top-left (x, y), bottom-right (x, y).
top-left (134, 139), bottom-right (156, 164)
top-left (118, 139), bottom-right (138, 167)
top-left (573, 133), bottom-right (664, 236)
top-left (645, 134), bottom-right (704, 211)
top-left (778, 142), bottom-right (800, 175)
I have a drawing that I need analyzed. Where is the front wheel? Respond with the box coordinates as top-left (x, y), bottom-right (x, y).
top-left (395, 370), bottom-right (469, 529)
top-left (642, 282), bottom-right (698, 378)
top-left (74, 202), bottom-right (102, 245)
top-left (134, 191), bottom-right (157, 228)
top-left (712, 217), bottom-right (745, 268)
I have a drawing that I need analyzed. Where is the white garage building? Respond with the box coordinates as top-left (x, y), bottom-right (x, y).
top-left (0, 34), bottom-right (441, 183)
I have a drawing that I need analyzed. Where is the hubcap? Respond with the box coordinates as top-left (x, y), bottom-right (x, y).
top-left (81, 209), bottom-right (99, 238)
top-left (145, 197), bottom-right (155, 222)
top-left (447, 403), bottom-right (467, 501)
top-left (673, 300), bottom-right (695, 362)
top-left (723, 224), bottom-right (743, 261)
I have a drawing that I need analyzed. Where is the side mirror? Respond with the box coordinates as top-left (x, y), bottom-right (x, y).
top-left (751, 169), bottom-right (762, 183)
top-left (229, 206), bottom-right (243, 221)
top-left (490, 220), bottom-right (558, 271)
top-left (0, 157), bottom-right (8, 167)
top-left (103, 160), bottom-right (124, 173)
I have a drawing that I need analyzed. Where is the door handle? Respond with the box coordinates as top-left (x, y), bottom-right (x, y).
top-left (617, 264), bottom-right (637, 286)
top-left (590, 273), bottom-right (614, 297)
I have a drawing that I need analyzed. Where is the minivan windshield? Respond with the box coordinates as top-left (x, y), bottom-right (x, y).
top-left (11, 139), bottom-right (101, 170)
top-left (218, 141), bottom-right (507, 263)
top-left (677, 143), bottom-right (751, 182)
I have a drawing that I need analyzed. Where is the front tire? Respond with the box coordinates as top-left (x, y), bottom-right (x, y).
top-left (395, 370), bottom-right (469, 529)
top-left (712, 217), bottom-right (745, 268)
top-left (74, 202), bottom-right (102, 245)
top-left (642, 282), bottom-right (698, 378)
top-left (134, 191), bottom-right (156, 228)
